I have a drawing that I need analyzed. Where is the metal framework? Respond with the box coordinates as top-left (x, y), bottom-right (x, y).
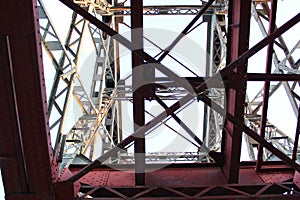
top-left (1, 0), bottom-right (300, 199)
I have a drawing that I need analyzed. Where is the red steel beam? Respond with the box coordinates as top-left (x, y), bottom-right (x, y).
top-left (131, 0), bottom-right (146, 186)
top-left (247, 73), bottom-right (300, 81)
top-left (0, 36), bottom-right (29, 196)
top-left (157, 74), bottom-right (300, 89)
top-left (256, 0), bottom-right (278, 170)
top-left (0, 0), bottom-right (55, 198)
top-left (221, 0), bottom-right (252, 183)
top-left (77, 183), bottom-right (300, 199)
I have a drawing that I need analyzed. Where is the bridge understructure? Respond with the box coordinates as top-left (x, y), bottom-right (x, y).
top-left (1, 0), bottom-right (300, 199)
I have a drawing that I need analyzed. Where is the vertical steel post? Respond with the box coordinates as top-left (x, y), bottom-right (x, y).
top-left (131, 0), bottom-right (146, 185)
top-left (256, 0), bottom-right (278, 170)
top-left (293, 106), bottom-right (300, 161)
top-left (203, 14), bottom-right (213, 147)
top-left (222, 0), bottom-right (251, 183)
top-left (0, 0), bottom-right (55, 198)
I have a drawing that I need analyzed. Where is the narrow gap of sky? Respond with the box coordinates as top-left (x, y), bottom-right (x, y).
top-left (0, 171), bottom-right (4, 200)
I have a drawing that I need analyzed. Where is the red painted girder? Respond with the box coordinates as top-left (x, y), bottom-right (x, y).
top-left (256, 0), bottom-right (278, 171)
top-left (0, 35), bottom-right (29, 196)
top-left (78, 184), bottom-right (300, 200)
top-left (67, 166), bottom-right (297, 186)
top-left (294, 171), bottom-right (300, 189)
top-left (0, 0), bottom-right (56, 198)
top-left (221, 0), bottom-right (252, 183)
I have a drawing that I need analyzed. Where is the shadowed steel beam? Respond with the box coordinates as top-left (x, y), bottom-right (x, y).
top-left (247, 73), bottom-right (300, 81)
top-left (293, 106), bottom-right (300, 161)
top-left (0, 0), bottom-right (55, 197)
top-left (131, 0), bottom-right (146, 186)
top-left (256, 0), bottom-right (278, 171)
top-left (0, 36), bottom-right (29, 195)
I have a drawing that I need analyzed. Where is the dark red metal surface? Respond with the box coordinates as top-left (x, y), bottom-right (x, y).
top-left (131, 0), bottom-right (146, 186)
top-left (294, 171), bottom-right (300, 189)
top-left (0, 36), bottom-right (28, 196)
top-left (68, 166), bottom-right (296, 187)
top-left (0, 0), bottom-right (55, 198)
top-left (67, 166), bottom-right (299, 199)
top-left (221, 0), bottom-right (251, 183)
top-left (247, 73), bottom-right (300, 81)
top-left (77, 184), bottom-right (300, 199)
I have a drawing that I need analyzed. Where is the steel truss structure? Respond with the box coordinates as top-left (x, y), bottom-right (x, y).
top-left (1, 0), bottom-right (300, 199)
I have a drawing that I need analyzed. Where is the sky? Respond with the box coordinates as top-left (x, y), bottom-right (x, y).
top-left (0, 0), bottom-right (300, 199)
top-left (0, 172), bottom-right (3, 200)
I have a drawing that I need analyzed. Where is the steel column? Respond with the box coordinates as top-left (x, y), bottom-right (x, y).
top-left (0, 0), bottom-right (55, 198)
top-left (293, 107), bottom-right (300, 161)
top-left (0, 36), bottom-right (29, 196)
top-left (131, 0), bottom-right (146, 186)
top-left (256, 0), bottom-right (278, 170)
top-left (221, 0), bottom-right (251, 183)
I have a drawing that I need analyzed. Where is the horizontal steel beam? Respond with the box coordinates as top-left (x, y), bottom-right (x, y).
top-left (78, 183), bottom-right (300, 199)
top-left (247, 73), bottom-right (300, 81)
top-left (110, 5), bottom-right (217, 16)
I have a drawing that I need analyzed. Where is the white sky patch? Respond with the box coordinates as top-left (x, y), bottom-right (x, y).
top-left (0, 171), bottom-right (4, 200)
